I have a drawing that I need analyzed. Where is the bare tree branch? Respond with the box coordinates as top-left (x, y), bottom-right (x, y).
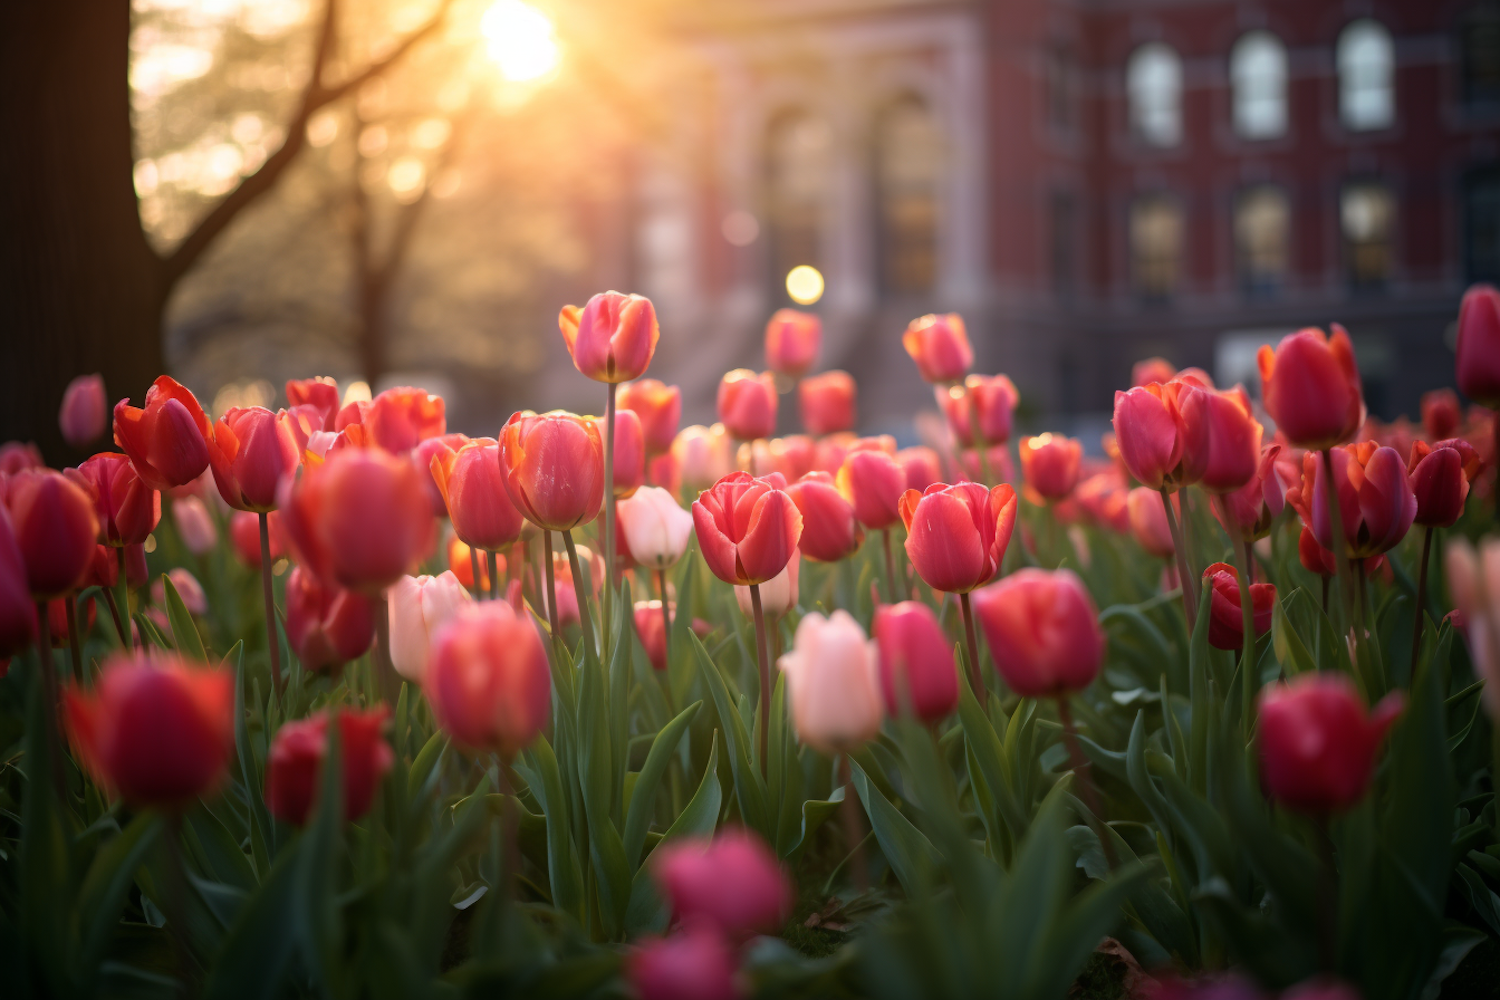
top-left (159, 0), bottom-right (456, 291)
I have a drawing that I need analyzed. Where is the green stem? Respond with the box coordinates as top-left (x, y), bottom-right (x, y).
top-left (258, 512), bottom-right (283, 694)
top-left (839, 753), bottom-right (869, 893)
top-left (881, 529), bottom-right (898, 605)
top-left (656, 567), bottom-right (672, 684)
top-left (115, 545), bottom-right (132, 649)
top-left (34, 601), bottom-right (65, 801)
top-left (487, 549), bottom-right (499, 602)
top-left (469, 547), bottom-right (482, 599)
top-left (542, 531), bottom-right (561, 646)
top-left (603, 381), bottom-right (616, 666)
top-left (959, 591), bottom-right (986, 707)
top-left (1410, 526), bottom-right (1433, 681)
top-left (65, 594), bottom-right (82, 682)
top-left (562, 530), bottom-right (598, 660)
top-left (1159, 488), bottom-right (1197, 630)
top-left (1322, 448), bottom-right (1357, 639)
top-left (1058, 697), bottom-right (1116, 868)
top-left (750, 583), bottom-right (771, 777)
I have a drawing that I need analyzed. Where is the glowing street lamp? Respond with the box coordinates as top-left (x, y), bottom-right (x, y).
top-left (786, 265), bottom-right (824, 305)
top-left (481, 1), bottom-right (560, 82)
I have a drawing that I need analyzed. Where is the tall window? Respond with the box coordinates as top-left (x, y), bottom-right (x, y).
top-left (766, 110), bottom-right (832, 297)
top-left (1338, 20), bottom-right (1395, 130)
top-left (1234, 185), bottom-right (1290, 295)
top-left (1050, 192), bottom-right (1076, 297)
top-left (1130, 195), bottom-right (1184, 299)
top-left (1128, 43), bottom-right (1183, 147)
top-left (1340, 181), bottom-right (1395, 288)
top-left (875, 96), bottom-right (941, 295)
top-left (1465, 167), bottom-right (1500, 282)
top-left (1231, 31), bottom-right (1289, 139)
top-left (1462, 4), bottom-right (1500, 107)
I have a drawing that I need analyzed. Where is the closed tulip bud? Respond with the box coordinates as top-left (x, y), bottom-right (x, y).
top-left (1407, 441), bottom-right (1470, 528)
top-left (6, 470), bottom-right (100, 599)
top-left (799, 370), bottom-right (855, 435)
top-left (778, 610), bottom-right (883, 754)
top-left (425, 602), bottom-right (551, 756)
top-left (1127, 487), bottom-right (1175, 558)
top-left (559, 291), bottom-right (660, 383)
top-left (152, 568), bottom-right (206, 616)
top-left (207, 406), bottom-right (302, 512)
top-left (812, 432), bottom-right (855, 476)
top-left (694, 472), bottom-right (802, 586)
top-left (0, 441), bottom-right (43, 476)
top-left (900, 482), bottom-right (1017, 594)
top-left (86, 543), bottom-right (147, 591)
top-left (0, 510), bottom-right (36, 657)
top-left (617, 485), bottom-right (695, 570)
top-left (285, 377), bottom-right (340, 432)
top-left (412, 433), bottom-right (469, 517)
top-left (112, 375), bottom-right (213, 490)
top-left (648, 452), bottom-right (681, 495)
top-left (1200, 563), bottom-right (1275, 651)
top-left (1422, 388), bottom-right (1461, 441)
top-left (1257, 326), bottom-right (1365, 450)
top-left (1457, 283), bottom-right (1500, 406)
top-left (1131, 357), bottom-right (1176, 387)
top-left (938, 374), bottom-right (1019, 447)
top-left (284, 566), bottom-right (374, 670)
top-left (874, 601), bottom-right (958, 722)
top-left (718, 370), bottom-right (778, 441)
top-left (785, 472), bottom-right (863, 562)
top-left (634, 600), bottom-right (671, 670)
top-left (599, 407), bottom-right (646, 498)
top-left (265, 706), bottom-right (393, 827)
top-left (972, 568), bottom-right (1103, 697)
top-left (765, 308), bottom-right (821, 378)
top-left (652, 828), bottom-right (792, 938)
top-left (1075, 472), bottom-right (1131, 534)
top-left (1019, 434), bottom-right (1082, 502)
top-left (60, 374), bottom-right (107, 448)
top-left (896, 446), bottom-right (942, 492)
top-left (835, 449), bottom-right (907, 530)
top-left (735, 549), bottom-right (800, 618)
top-left (172, 496), bottom-right (217, 555)
top-left (673, 424), bottom-right (734, 493)
top-left (1213, 445), bottom-right (1286, 542)
top-left (1444, 538), bottom-right (1500, 719)
top-left (1180, 385), bottom-right (1263, 494)
top-left (619, 379), bottom-right (682, 454)
top-left (499, 410), bottom-right (605, 532)
top-left (230, 510), bottom-right (283, 569)
top-left (1112, 381), bottom-right (1204, 491)
top-left (902, 313), bottom-right (973, 383)
top-left (1257, 673), bottom-right (1404, 813)
top-left (1299, 525), bottom-right (1337, 577)
top-left (767, 435), bottom-right (817, 482)
top-left (66, 451), bottom-right (160, 546)
top-left (1287, 443), bottom-right (1415, 558)
top-left (388, 571), bottom-right (471, 682)
top-left (351, 387), bottom-right (446, 454)
top-left (64, 652), bottom-right (235, 807)
top-left (278, 447), bottom-right (435, 592)
top-left (627, 925), bottom-right (739, 1000)
top-left (431, 440), bottom-right (524, 551)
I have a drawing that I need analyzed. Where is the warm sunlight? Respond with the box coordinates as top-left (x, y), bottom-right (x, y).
top-left (480, 0), bottom-right (560, 82)
top-left (785, 264), bottom-right (824, 305)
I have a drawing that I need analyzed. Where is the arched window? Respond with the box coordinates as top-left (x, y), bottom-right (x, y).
top-left (1127, 43), bottom-right (1183, 147)
top-left (1338, 20), bottom-right (1395, 130)
top-left (1341, 180), bottom-right (1395, 288)
top-left (1234, 184), bottom-right (1290, 295)
top-left (875, 95), bottom-right (941, 295)
top-left (1130, 194), bottom-right (1184, 299)
top-left (1461, 3), bottom-right (1500, 107)
top-left (1231, 31), bottom-right (1288, 139)
top-left (765, 110), bottom-right (832, 299)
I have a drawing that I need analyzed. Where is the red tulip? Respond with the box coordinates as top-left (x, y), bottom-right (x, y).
top-left (768, 435), bottom-right (817, 482)
top-left (336, 387), bottom-right (446, 455)
top-left (1257, 326), bottom-right (1364, 450)
top-left (425, 602), bottom-right (551, 756)
top-left (230, 510), bottom-right (283, 569)
top-left (1131, 357), bottom-right (1176, 387)
top-left (85, 542), bottom-right (147, 591)
top-left (937, 374), bottom-right (1018, 447)
top-left (600, 407), bottom-right (646, 499)
top-left (284, 566), bottom-right (375, 670)
top-left (0, 510), bottom-right (36, 657)
top-left (1111, 380), bottom-right (1206, 491)
top-left (431, 440), bottom-right (524, 551)
top-left (1296, 527), bottom-right (1384, 579)
top-left (44, 596), bottom-right (95, 646)
top-left (1213, 445), bottom-right (1286, 542)
top-left (278, 447), bottom-right (435, 593)
top-left (63, 652), bottom-right (235, 807)
top-left (1019, 434), bottom-right (1082, 502)
top-left (648, 452), bottom-right (681, 495)
top-left (765, 308), bottom-right (821, 378)
top-left (717, 370), bottom-right (778, 441)
top-left (1257, 673), bottom-right (1404, 813)
top-left (902, 313), bottom-right (972, 383)
top-left (206, 406), bottom-right (302, 512)
top-left (112, 376), bottom-right (213, 491)
top-left (1127, 487), bottom-right (1175, 558)
top-left (265, 706), bottom-right (393, 826)
top-left (619, 379), bottom-right (682, 454)
top-left (6, 470), bottom-right (100, 599)
top-left (899, 482), bottom-right (1017, 594)
top-left (799, 370), bottom-right (855, 436)
top-left (285, 377), bottom-right (341, 432)
top-left (1422, 388), bottom-right (1461, 441)
top-left (0, 441), bottom-right (43, 475)
top-left (1180, 385), bottom-right (1262, 494)
top-left (634, 600), bottom-right (671, 670)
top-left (59, 374), bottom-right (107, 448)
top-left (627, 925), bottom-right (739, 1000)
top-left (1407, 440), bottom-right (1471, 528)
top-left (874, 601), bottom-right (958, 722)
top-left (693, 472), bottom-right (802, 586)
top-left (652, 828), bottom-right (792, 938)
top-left (411, 433), bottom-right (469, 517)
top-left (896, 446), bottom-right (942, 492)
top-left (66, 451), bottom-right (160, 546)
top-left (785, 472), bottom-right (863, 563)
top-left (498, 410), bottom-right (605, 532)
top-left (1457, 284), bottom-right (1500, 406)
top-left (835, 449), bottom-right (907, 530)
top-left (558, 291), bottom-right (660, 383)
top-left (1073, 471), bottom-right (1131, 534)
top-left (1287, 443), bottom-right (1415, 558)
top-left (1201, 562), bottom-right (1275, 651)
top-left (972, 568), bottom-right (1103, 697)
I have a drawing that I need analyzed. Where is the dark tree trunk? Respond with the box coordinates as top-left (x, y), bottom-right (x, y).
top-left (0, 1), bottom-right (166, 463)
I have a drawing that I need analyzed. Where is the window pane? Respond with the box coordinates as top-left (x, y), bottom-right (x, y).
top-left (1465, 167), bottom-right (1500, 282)
top-left (1231, 31), bottom-right (1288, 140)
top-left (1340, 182), bottom-right (1395, 287)
top-left (1463, 3), bottom-right (1500, 107)
top-left (1235, 185), bottom-right (1290, 295)
top-left (876, 97), bottom-right (941, 295)
top-left (1338, 20), bottom-right (1395, 130)
top-left (1128, 43), bottom-right (1183, 147)
top-left (1131, 195), bottom-right (1183, 298)
top-left (766, 111), bottom-right (831, 291)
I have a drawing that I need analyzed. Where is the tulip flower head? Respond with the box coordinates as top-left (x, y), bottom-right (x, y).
top-left (388, 571), bottom-right (472, 682)
top-left (285, 566), bottom-right (375, 670)
top-left (598, 406), bottom-right (646, 498)
top-left (6, 469), bottom-right (100, 599)
top-left (1019, 434), bottom-right (1082, 503)
top-left (558, 290), bottom-right (660, 383)
top-left (972, 568), bottom-right (1103, 698)
top-left (836, 448), bottom-right (907, 530)
top-left (634, 600), bottom-right (671, 670)
top-left (1181, 385), bottom-right (1263, 494)
top-left (431, 439), bottom-right (524, 551)
top-left (651, 828), bottom-right (793, 938)
top-left (619, 379), bottom-right (682, 455)
top-left (765, 308), bottom-right (822, 378)
top-left (1407, 440), bottom-right (1472, 528)
top-left (285, 377), bottom-right (341, 432)
top-left (59, 373), bottom-right (107, 448)
top-left (425, 602), bottom-right (551, 757)
top-left (1286, 443), bottom-right (1416, 559)
top-left (337, 386), bottom-right (446, 455)
top-left (1131, 357), bottom-right (1176, 387)
top-left (785, 472), bottom-right (863, 562)
top-left (900, 482), bottom-right (1017, 594)
top-left (673, 423), bottom-right (734, 493)
top-left (1456, 283), bottom-right (1500, 406)
top-left (902, 313), bottom-right (973, 383)
top-left (1421, 388), bottom-right (1461, 441)
top-left (1126, 487), bottom-right (1175, 558)
top-left (112, 376), bottom-right (213, 491)
top-left (499, 410), bottom-right (605, 532)
top-left (172, 495), bottom-right (218, 554)
top-left (799, 370), bottom-right (856, 436)
top-left (1111, 380), bottom-right (1207, 492)
top-left (1445, 537), bottom-right (1500, 719)
top-left (265, 706), bottom-right (394, 827)
top-left (66, 451), bottom-right (160, 547)
top-left (0, 510), bottom-right (36, 658)
top-left (230, 510), bottom-right (284, 569)
top-left (1256, 673), bottom-right (1404, 813)
top-left (1257, 326), bottom-right (1365, 450)
top-left (735, 548), bottom-right (800, 618)
top-left (152, 568), bottom-right (207, 616)
top-left (896, 446), bottom-right (943, 492)
top-left (778, 610), bottom-right (883, 754)
top-left (938, 374), bottom-right (1019, 447)
top-left (717, 370), bottom-right (778, 441)
top-left (207, 406), bottom-right (302, 512)
top-left (617, 485), bottom-right (695, 570)
top-left (1213, 445), bottom-right (1286, 542)
top-left (693, 472), bottom-right (803, 586)
top-left (1200, 563), bottom-right (1275, 652)
top-left (410, 433), bottom-right (468, 517)
top-left (627, 924), bottom-right (739, 1000)
top-left (64, 652), bottom-right (235, 807)
top-left (874, 601), bottom-right (959, 723)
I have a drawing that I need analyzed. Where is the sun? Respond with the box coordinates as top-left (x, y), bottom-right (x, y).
top-left (481, 1), bottom-right (560, 82)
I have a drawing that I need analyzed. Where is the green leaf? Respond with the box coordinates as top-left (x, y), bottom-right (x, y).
top-left (851, 758), bottom-right (938, 896)
top-left (162, 573), bottom-right (208, 661)
top-left (530, 735), bottom-right (584, 922)
top-left (1271, 597), bottom-right (1316, 677)
top-left (407, 730), bottom-right (447, 802)
top-left (622, 700), bottom-right (702, 866)
top-left (957, 678), bottom-right (1027, 844)
top-left (688, 629), bottom-right (769, 837)
top-left (625, 736), bottom-right (722, 935)
top-left (201, 842), bottom-right (303, 1000)
top-left (76, 812), bottom-right (164, 974)
top-left (133, 610), bottom-right (172, 651)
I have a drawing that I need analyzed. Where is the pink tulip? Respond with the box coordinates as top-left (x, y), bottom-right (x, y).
top-left (1456, 284), bottom-right (1500, 407)
top-left (112, 376), bottom-right (213, 491)
top-left (627, 925), bottom-right (739, 1000)
top-left (207, 406), bottom-right (302, 512)
top-left (285, 377), bottom-right (341, 432)
top-left (1131, 357), bottom-right (1176, 387)
top-left (1200, 562), bottom-right (1275, 652)
top-left (6, 469), bottom-right (100, 599)
top-left (937, 374), bottom-right (1018, 447)
top-left (66, 451), bottom-right (160, 547)
top-left (693, 472), bottom-right (802, 586)
top-left (59, 374), bottom-right (107, 448)
top-left (651, 828), bottom-right (792, 938)
top-left (388, 571), bottom-right (472, 682)
top-left (896, 446), bottom-right (943, 492)
top-left (778, 610), bottom-right (883, 754)
top-left (717, 370), bottom-right (778, 441)
top-left (411, 433), bottom-right (469, 517)
top-left (172, 496), bottom-right (218, 555)
top-left (799, 370), bottom-right (855, 436)
top-left (1257, 326), bottom-right (1365, 450)
top-left (1257, 673), bottom-right (1404, 813)
top-left (899, 482), bottom-right (1017, 594)
top-left (152, 568), bottom-right (206, 616)
top-left (558, 291), bottom-right (660, 383)
top-left (498, 410), bottom-right (605, 532)
top-left (598, 407), bottom-right (646, 499)
top-left (1407, 440), bottom-right (1471, 528)
top-left (1287, 443), bottom-right (1415, 558)
top-left (1446, 537), bottom-right (1500, 720)
top-left (902, 313), bottom-right (972, 383)
top-left (1019, 434), bottom-right (1082, 502)
top-left (1213, 445), bottom-right (1286, 542)
top-left (425, 602), bottom-right (551, 756)
top-left (1180, 385), bottom-right (1262, 494)
top-left (672, 424), bottom-right (734, 493)
top-left (785, 472), bottom-right (862, 563)
top-left (1126, 487), bottom-right (1175, 558)
top-left (1112, 381), bottom-right (1202, 491)
top-left (874, 601), bottom-right (958, 722)
top-left (431, 440), bottom-right (525, 552)
top-left (284, 567), bottom-right (375, 670)
top-left (765, 308), bottom-right (821, 378)
top-left (617, 485), bottom-right (695, 570)
top-left (972, 568), bottom-right (1103, 697)
top-left (619, 379), bottom-right (682, 455)
top-left (836, 449), bottom-right (907, 530)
